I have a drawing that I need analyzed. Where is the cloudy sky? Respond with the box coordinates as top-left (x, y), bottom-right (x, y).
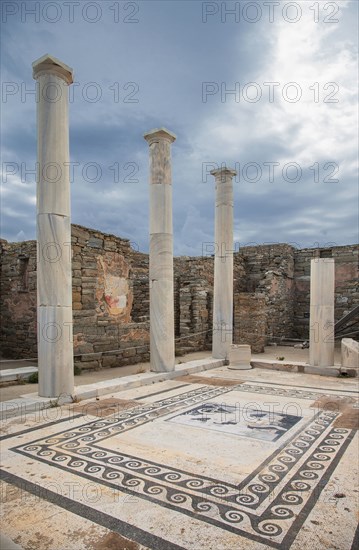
top-left (1, 0), bottom-right (358, 255)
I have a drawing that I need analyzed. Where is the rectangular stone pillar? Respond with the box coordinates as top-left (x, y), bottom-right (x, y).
top-left (211, 167), bottom-right (237, 360)
top-left (33, 54), bottom-right (74, 397)
top-left (144, 128), bottom-right (176, 372)
top-left (309, 258), bottom-right (335, 367)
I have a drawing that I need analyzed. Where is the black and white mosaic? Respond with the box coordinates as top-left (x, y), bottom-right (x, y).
top-left (8, 383), bottom-right (356, 549)
top-left (168, 403), bottom-right (302, 441)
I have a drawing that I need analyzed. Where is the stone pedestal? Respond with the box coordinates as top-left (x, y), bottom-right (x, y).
top-left (211, 167), bottom-right (237, 360)
top-left (309, 258), bottom-right (335, 367)
top-left (341, 338), bottom-right (359, 370)
top-left (144, 128), bottom-right (176, 372)
top-left (33, 54), bottom-right (74, 397)
top-left (228, 344), bottom-right (252, 370)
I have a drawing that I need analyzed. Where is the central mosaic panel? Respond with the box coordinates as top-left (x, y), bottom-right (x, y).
top-left (167, 402), bottom-right (302, 441)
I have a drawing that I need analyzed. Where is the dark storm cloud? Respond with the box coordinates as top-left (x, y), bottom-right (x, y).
top-left (1, 0), bottom-right (358, 252)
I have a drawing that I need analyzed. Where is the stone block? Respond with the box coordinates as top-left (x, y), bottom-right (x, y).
top-left (228, 344), bottom-right (252, 370)
top-left (341, 338), bottom-right (359, 369)
top-left (79, 361), bottom-right (99, 370)
top-left (88, 237), bottom-right (103, 248)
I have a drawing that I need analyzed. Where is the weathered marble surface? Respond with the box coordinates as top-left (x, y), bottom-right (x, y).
top-left (228, 344), bottom-right (252, 370)
top-left (33, 54), bottom-right (74, 397)
top-left (341, 338), bottom-right (359, 369)
top-left (37, 305), bottom-right (74, 397)
top-left (36, 214), bottom-right (72, 306)
top-left (144, 128), bottom-right (176, 372)
top-left (309, 258), bottom-right (335, 367)
top-left (211, 168), bottom-right (236, 360)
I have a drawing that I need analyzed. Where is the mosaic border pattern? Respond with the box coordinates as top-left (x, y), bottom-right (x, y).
top-left (9, 384), bottom-right (356, 548)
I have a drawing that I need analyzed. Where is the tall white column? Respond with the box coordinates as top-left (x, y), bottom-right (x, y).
top-left (211, 167), bottom-right (237, 360)
top-left (309, 258), bottom-right (335, 367)
top-left (33, 54), bottom-right (74, 397)
top-left (144, 128), bottom-right (176, 372)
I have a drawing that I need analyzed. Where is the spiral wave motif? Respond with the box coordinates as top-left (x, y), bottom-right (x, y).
top-left (312, 453), bottom-right (330, 461)
top-left (281, 492), bottom-right (303, 505)
top-left (235, 493), bottom-right (257, 505)
top-left (62, 442), bottom-right (80, 449)
top-left (77, 447), bottom-right (91, 454)
top-left (124, 478), bottom-right (141, 487)
top-left (269, 464), bottom-right (286, 473)
top-left (53, 454), bottom-right (67, 462)
top-left (107, 456), bottom-right (124, 464)
top-left (305, 461), bottom-right (324, 470)
top-left (259, 473), bottom-right (279, 483)
top-left (290, 480), bottom-right (311, 491)
top-left (323, 439), bottom-right (339, 446)
top-left (318, 446), bottom-right (335, 453)
top-left (169, 492), bottom-right (187, 503)
top-left (144, 467), bottom-right (161, 475)
top-left (195, 501), bottom-right (213, 513)
top-left (38, 450), bottom-right (53, 457)
top-left (248, 483), bottom-right (268, 494)
top-left (298, 469), bottom-right (319, 480)
top-left (279, 455), bottom-right (295, 464)
top-left (68, 459), bottom-right (85, 468)
top-left (223, 510), bottom-right (244, 523)
top-left (103, 470), bottom-right (120, 480)
top-left (85, 465), bottom-right (102, 473)
top-left (271, 506), bottom-right (293, 518)
top-left (163, 473), bottom-right (181, 481)
top-left (256, 521), bottom-right (282, 536)
top-left (24, 445), bottom-right (41, 452)
top-left (126, 461), bottom-right (142, 469)
top-left (186, 479), bottom-right (204, 489)
top-left (286, 448), bottom-right (303, 456)
top-left (146, 485), bottom-right (164, 495)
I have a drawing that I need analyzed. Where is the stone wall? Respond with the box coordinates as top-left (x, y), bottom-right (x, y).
top-left (294, 245), bottom-right (359, 339)
top-left (70, 225), bottom-right (150, 371)
top-left (0, 226), bottom-right (151, 369)
top-left (0, 239), bottom-right (37, 358)
top-left (236, 244), bottom-right (295, 341)
top-left (0, 226), bottom-right (357, 367)
top-left (233, 293), bottom-right (267, 353)
top-left (174, 257), bottom-right (214, 353)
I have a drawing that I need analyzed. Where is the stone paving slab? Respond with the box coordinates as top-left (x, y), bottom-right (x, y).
top-left (0, 367), bottom-right (358, 549)
top-left (0, 367), bottom-right (38, 384)
top-left (0, 358), bottom-right (224, 420)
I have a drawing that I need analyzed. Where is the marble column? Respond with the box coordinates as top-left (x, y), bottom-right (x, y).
top-left (309, 258), bottom-right (335, 367)
top-left (211, 167), bottom-right (237, 360)
top-left (144, 128), bottom-right (176, 372)
top-left (33, 54), bottom-right (74, 397)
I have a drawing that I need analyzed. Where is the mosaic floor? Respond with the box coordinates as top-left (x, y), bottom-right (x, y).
top-left (1, 369), bottom-right (358, 549)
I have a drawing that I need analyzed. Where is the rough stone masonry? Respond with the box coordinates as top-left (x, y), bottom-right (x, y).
top-left (0, 227), bottom-right (358, 370)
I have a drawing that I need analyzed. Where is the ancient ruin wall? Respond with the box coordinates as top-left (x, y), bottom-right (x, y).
top-left (236, 244), bottom-right (295, 342)
top-left (294, 245), bottom-right (359, 339)
top-left (1, 226), bottom-right (358, 367)
top-left (0, 226), bottom-right (151, 368)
